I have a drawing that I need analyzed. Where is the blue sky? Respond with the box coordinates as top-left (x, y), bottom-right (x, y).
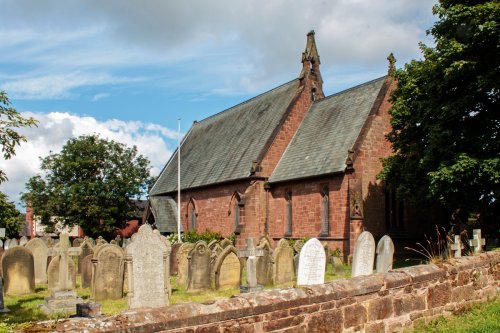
top-left (0, 0), bottom-right (437, 209)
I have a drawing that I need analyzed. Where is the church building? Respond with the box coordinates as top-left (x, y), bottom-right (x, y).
top-left (149, 31), bottom-right (405, 257)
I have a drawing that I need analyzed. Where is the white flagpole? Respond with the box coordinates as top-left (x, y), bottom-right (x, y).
top-left (177, 118), bottom-right (182, 243)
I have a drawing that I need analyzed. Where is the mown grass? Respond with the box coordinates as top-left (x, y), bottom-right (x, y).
top-left (409, 298), bottom-right (500, 333)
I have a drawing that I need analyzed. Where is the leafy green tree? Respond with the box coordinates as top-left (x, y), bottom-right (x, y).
top-left (22, 135), bottom-right (153, 239)
top-left (380, 0), bottom-right (499, 225)
top-left (0, 191), bottom-right (24, 238)
top-left (0, 90), bottom-right (38, 183)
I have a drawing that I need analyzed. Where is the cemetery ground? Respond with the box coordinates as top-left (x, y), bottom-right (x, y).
top-left (1, 262), bottom-right (355, 332)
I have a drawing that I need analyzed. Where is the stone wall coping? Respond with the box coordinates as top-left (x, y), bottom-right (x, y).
top-left (28, 250), bottom-right (499, 333)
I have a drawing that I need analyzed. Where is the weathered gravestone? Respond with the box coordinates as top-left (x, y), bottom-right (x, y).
top-left (187, 241), bottom-right (211, 292)
top-left (450, 235), bottom-right (464, 258)
top-left (208, 240), bottom-right (218, 250)
top-left (469, 229), bottom-right (486, 253)
top-left (1, 247), bottom-right (35, 295)
top-left (297, 238), bottom-right (326, 286)
top-left (238, 238), bottom-right (263, 292)
top-left (78, 238), bottom-right (94, 273)
top-left (272, 239), bottom-right (295, 286)
top-left (176, 242), bottom-right (194, 289)
top-left (42, 232), bottom-right (83, 314)
top-left (220, 238), bottom-right (232, 249)
top-left (210, 243), bottom-right (224, 281)
top-left (72, 237), bottom-right (84, 248)
top-left (96, 236), bottom-right (108, 247)
top-left (256, 237), bottom-right (273, 286)
top-left (25, 238), bottom-right (49, 284)
top-left (213, 245), bottom-right (241, 290)
top-left (375, 235), bottom-right (394, 273)
top-left (19, 236), bottom-right (28, 246)
top-left (352, 231), bottom-right (376, 277)
top-left (293, 240), bottom-right (304, 274)
top-left (0, 239), bottom-right (3, 249)
top-left (170, 243), bottom-right (181, 275)
top-left (153, 230), bottom-right (172, 296)
top-left (126, 224), bottom-right (170, 309)
top-left (91, 244), bottom-right (125, 301)
top-left (80, 254), bottom-right (93, 288)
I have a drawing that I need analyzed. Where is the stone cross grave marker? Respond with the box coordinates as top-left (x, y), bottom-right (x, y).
top-left (42, 232), bottom-right (83, 314)
top-left (450, 235), bottom-right (464, 258)
top-left (468, 229), bottom-right (485, 253)
top-left (352, 231), bottom-right (375, 277)
top-left (238, 238), bottom-right (264, 292)
top-left (376, 235), bottom-right (394, 273)
top-left (297, 238), bottom-right (326, 286)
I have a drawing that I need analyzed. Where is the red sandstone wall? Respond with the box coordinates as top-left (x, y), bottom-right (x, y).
top-left (36, 251), bottom-right (500, 332)
top-left (268, 175), bottom-right (350, 255)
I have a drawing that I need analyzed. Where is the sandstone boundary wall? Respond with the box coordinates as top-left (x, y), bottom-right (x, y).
top-left (32, 251), bottom-right (499, 333)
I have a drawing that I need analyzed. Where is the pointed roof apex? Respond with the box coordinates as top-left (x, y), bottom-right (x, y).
top-left (387, 53), bottom-right (396, 76)
top-left (302, 30), bottom-right (320, 65)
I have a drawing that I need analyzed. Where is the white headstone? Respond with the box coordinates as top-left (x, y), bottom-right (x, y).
top-left (125, 224), bottom-right (170, 309)
top-left (352, 231), bottom-right (375, 277)
top-left (297, 238), bottom-right (326, 286)
top-left (375, 235), bottom-right (394, 273)
top-left (450, 235), bottom-right (464, 258)
top-left (468, 229), bottom-right (485, 253)
top-left (19, 236), bottom-right (29, 246)
top-left (0, 228), bottom-right (5, 238)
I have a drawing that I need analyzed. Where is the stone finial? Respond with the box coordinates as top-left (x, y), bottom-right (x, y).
top-left (387, 53), bottom-right (396, 77)
top-left (345, 149), bottom-right (354, 171)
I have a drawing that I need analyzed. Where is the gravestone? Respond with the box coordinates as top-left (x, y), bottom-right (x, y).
top-left (0, 239), bottom-right (3, 249)
top-left (256, 237), bottom-right (273, 286)
top-left (170, 243), bottom-right (181, 275)
top-left (187, 241), bottom-right (211, 291)
top-left (25, 238), bottom-right (49, 284)
top-left (352, 231), bottom-right (375, 277)
top-left (42, 232), bottom-right (83, 314)
top-left (238, 238), bottom-right (263, 292)
top-left (469, 229), bottom-right (485, 253)
top-left (293, 240), bottom-right (304, 274)
top-left (3, 239), bottom-right (12, 250)
top-left (80, 254), bottom-right (93, 288)
top-left (297, 238), bottom-right (326, 286)
top-left (96, 236), bottom-right (107, 247)
top-left (176, 243), bottom-right (194, 289)
top-left (72, 237), bottom-right (84, 248)
top-left (122, 238), bottom-right (131, 248)
top-left (0, 275), bottom-right (9, 313)
top-left (213, 245), bottom-right (241, 290)
top-left (375, 235), bottom-right (394, 273)
top-left (91, 244), bottom-right (125, 301)
top-left (272, 239), bottom-right (295, 286)
top-left (450, 235), bottom-right (464, 258)
top-left (19, 236), bottom-right (28, 246)
top-left (220, 238), bottom-right (232, 248)
top-left (208, 240), bottom-right (218, 250)
top-left (1, 247), bottom-right (35, 295)
top-left (331, 256), bottom-right (344, 275)
top-left (78, 238), bottom-right (94, 273)
top-left (153, 230), bottom-right (172, 296)
top-left (125, 224), bottom-right (170, 309)
top-left (210, 243), bottom-right (224, 278)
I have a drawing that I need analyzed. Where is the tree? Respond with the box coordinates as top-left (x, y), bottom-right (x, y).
top-left (0, 90), bottom-right (38, 183)
top-left (22, 135), bottom-right (154, 239)
top-left (0, 191), bottom-right (24, 238)
top-left (380, 0), bottom-right (499, 225)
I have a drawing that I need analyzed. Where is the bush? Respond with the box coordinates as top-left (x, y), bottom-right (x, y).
top-left (168, 229), bottom-right (225, 244)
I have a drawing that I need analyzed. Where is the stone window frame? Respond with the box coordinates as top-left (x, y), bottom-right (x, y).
top-left (284, 190), bottom-right (292, 237)
top-left (320, 184), bottom-right (329, 237)
top-left (229, 191), bottom-right (244, 235)
top-left (186, 198), bottom-right (198, 231)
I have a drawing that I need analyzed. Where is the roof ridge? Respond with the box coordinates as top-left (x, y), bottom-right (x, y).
top-left (192, 78), bottom-right (300, 126)
top-left (317, 75), bottom-right (387, 104)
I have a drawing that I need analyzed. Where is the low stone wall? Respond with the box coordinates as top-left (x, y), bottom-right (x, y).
top-left (30, 251), bottom-right (499, 333)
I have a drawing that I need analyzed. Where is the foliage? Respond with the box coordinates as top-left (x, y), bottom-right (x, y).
top-left (167, 229), bottom-right (224, 244)
top-left (0, 90), bottom-right (38, 183)
top-left (21, 135), bottom-right (153, 239)
top-left (405, 226), bottom-right (452, 264)
top-left (379, 0), bottom-right (500, 225)
top-left (0, 191), bottom-right (24, 238)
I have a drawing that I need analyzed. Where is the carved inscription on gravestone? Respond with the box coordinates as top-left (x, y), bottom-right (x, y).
top-left (1, 247), bottom-right (35, 295)
top-left (297, 238), bottom-right (326, 286)
top-left (92, 244), bottom-right (125, 301)
top-left (352, 231), bottom-right (375, 277)
top-left (126, 224), bottom-right (169, 309)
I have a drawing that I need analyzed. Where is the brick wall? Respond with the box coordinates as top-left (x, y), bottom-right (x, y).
top-left (36, 251), bottom-right (499, 332)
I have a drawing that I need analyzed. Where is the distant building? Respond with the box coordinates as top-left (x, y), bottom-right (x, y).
top-left (149, 31), bottom-right (415, 257)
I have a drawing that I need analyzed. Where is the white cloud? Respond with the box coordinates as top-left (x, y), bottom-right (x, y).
top-left (0, 112), bottom-right (175, 207)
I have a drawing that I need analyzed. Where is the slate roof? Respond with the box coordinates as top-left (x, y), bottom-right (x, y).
top-left (150, 79), bottom-right (300, 195)
top-left (149, 196), bottom-right (179, 233)
top-left (269, 76), bottom-right (387, 183)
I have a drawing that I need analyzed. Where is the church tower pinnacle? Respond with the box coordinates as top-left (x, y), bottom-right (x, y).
top-left (299, 30), bottom-right (324, 100)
